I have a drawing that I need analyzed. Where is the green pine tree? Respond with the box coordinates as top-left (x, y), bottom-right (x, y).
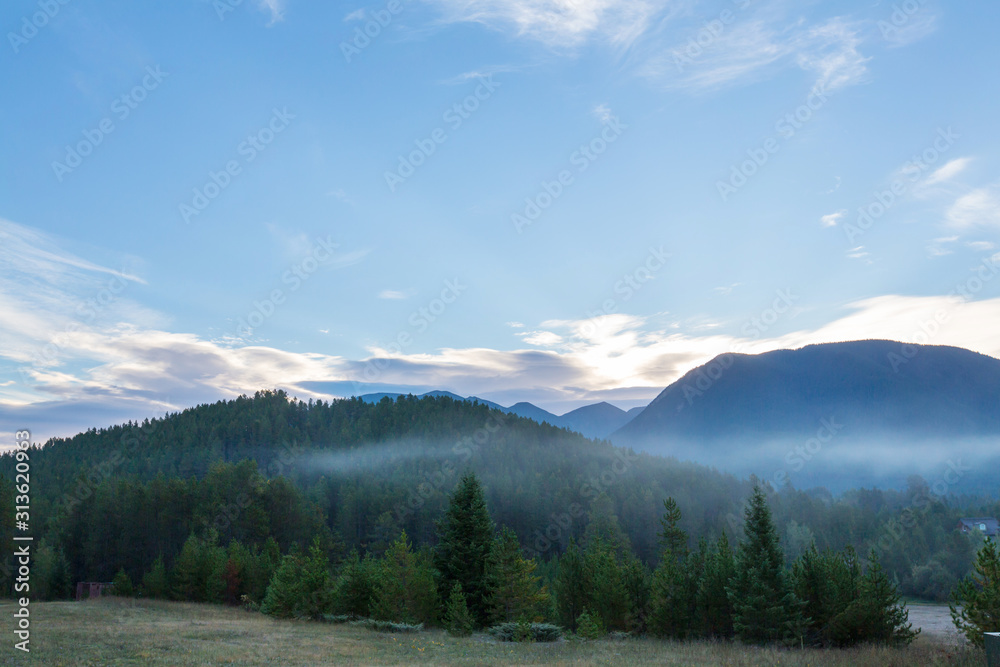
top-left (371, 531), bottom-right (439, 625)
top-left (697, 531), bottom-right (736, 638)
top-left (554, 539), bottom-right (588, 632)
top-left (950, 538), bottom-right (1000, 648)
top-left (575, 607), bottom-right (605, 639)
top-left (261, 548), bottom-right (305, 618)
top-left (484, 526), bottom-right (549, 624)
top-left (727, 485), bottom-right (805, 645)
top-left (649, 497), bottom-right (695, 638)
top-left (142, 555), bottom-right (169, 599)
top-left (333, 549), bottom-right (379, 618)
top-left (445, 582), bottom-right (474, 636)
top-left (111, 568), bottom-right (134, 597)
top-left (435, 473), bottom-right (495, 627)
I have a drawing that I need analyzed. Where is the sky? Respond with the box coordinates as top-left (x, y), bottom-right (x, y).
top-left (2, 0), bottom-right (1000, 444)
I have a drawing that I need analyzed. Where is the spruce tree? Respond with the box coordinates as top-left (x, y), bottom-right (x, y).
top-left (697, 532), bottom-right (735, 638)
top-left (435, 473), bottom-right (495, 627)
top-left (333, 549), bottom-right (378, 618)
top-left (261, 547), bottom-right (305, 618)
top-left (484, 526), bottom-right (549, 624)
top-left (728, 485), bottom-right (804, 645)
top-left (950, 538), bottom-right (1000, 648)
top-left (554, 539), bottom-right (588, 631)
top-left (372, 531), bottom-right (439, 625)
top-left (445, 582), bottom-right (474, 636)
top-left (111, 568), bottom-right (134, 597)
top-left (142, 555), bottom-right (169, 599)
top-left (649, 497), bottom-right (696, 638)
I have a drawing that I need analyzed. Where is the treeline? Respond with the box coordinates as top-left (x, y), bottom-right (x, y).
top-left (0, 391), bottom-right (993, 601)
top-left (101, 474), bottom-right (919, 649)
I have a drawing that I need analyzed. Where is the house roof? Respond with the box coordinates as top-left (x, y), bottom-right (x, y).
top-left (959, 517), bottom-right (999, 536)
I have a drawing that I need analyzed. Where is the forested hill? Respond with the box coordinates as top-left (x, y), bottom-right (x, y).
top-left (0, 390), bottom-right (993, 605)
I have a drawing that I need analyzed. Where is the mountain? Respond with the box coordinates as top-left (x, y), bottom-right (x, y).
top-left (613, 340), bottom-right (1000, 491)
top-left (559, 402), bottom-right (634, 440)
top-left (359, 393), bottom-right (640, 439)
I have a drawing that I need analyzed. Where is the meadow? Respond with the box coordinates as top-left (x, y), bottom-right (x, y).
top-left (0, 598), bottom-right (983, 666)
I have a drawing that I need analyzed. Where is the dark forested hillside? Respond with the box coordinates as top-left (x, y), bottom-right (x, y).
top-left (0, 390), bottom-right (994, 605)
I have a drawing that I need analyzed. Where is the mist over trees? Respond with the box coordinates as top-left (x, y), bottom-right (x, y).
top-left (0, 391), bottom-right (992, 630)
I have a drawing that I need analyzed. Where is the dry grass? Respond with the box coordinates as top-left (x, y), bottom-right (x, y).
top-left (0, 598), bottom-right (984, 666)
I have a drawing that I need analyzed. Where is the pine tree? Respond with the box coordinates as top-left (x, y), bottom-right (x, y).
top-left (584, 536), bottom-right (631, 633)
top-left (111, 568), bottom-right (134, 597)
top-left (554, 539), bottom-right (588, 632)
top-left (575, 607), bottom-right (605, 639)
top-left (728, 485), bottom-right (805, 645)
top-left (950, 538), bottom-right (1000, 648)
top-left (484, 526), bottom-right (549, 624)
top-left (658, 497), bottom-right (688, 558)
top-left (333, 549), bottom-right (378, 618)
top-left (649, 497), bottom-right (695, 638)
top-left (142, 555), bottom-right (169, 599)
top-left (371, 531), bottom-right (439, 625)
top-left (435, 473), bottom-right (495, 627)
top-left (261, 547), bottom-right (305, 618)
top-left (828, 549), bottom-right (917, 646)
top-left (297, 537), bottom-right (336, 619)
top-left (697, 532), bottom-right (735, 638)
top-left (445, 582), bottom-right (474, 636)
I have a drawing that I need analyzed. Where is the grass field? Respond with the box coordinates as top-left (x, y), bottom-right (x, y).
top-left (0, 598), bottom-right (984, 666)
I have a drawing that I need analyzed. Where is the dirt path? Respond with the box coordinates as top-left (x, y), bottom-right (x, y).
top-left (907, 603), bottom-right (962, 644)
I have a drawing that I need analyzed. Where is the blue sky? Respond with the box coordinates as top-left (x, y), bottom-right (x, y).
top-left (3, 0), bottom-right (1000, 443)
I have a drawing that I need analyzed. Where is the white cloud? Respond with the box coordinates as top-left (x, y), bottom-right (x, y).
top-left (923, 157), bottom-right (972, 188)
top-left (967, 241), bottom-right (996, 252)
top-left (506, 321), bottom-right (525, 328)
top-left (821, 209), bottom-right (846, 227)
top-left (947, 183), bottom-right (1000, 230)
top-left (378, 290), bottom-right (409, 300)
top-left (344, 8), bottom-right (365, 21)
top-left (428, 0), bottom-right (678, 50)
top-left (258, 0), bottom-right (285, 25)
top-left (643, 16), bottom-right (868, 94)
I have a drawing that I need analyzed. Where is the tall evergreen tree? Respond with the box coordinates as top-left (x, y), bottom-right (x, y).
top-left (728, 486), bottom-right (805, 645)
top-left (445, 582), bottom-right (474, 636)
top-left (484, 526), bottom-right (548, 624)
top-left (950, 538), bottom-right (1000, 648)
top-left (333, 549), bottom-right (379, 618)
top-left (554, 539), bottom-right (588, 632)
top-left (649, 498), bottom-right (695, 638)
top-left (434, 473), bottom-right (495, 627)
top-left (697, 531), bottom-right (736, 638)
top-left (372, 531), bottom-right (439, 625)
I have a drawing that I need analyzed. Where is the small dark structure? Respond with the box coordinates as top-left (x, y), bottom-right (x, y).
top-left (958, 517), bottom-right (999, 539)
top-left (75, 581), bottom-right (114, 601)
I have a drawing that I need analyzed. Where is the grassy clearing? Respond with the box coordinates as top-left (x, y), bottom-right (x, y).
top-left (0, 598), bottom-right (984, 666)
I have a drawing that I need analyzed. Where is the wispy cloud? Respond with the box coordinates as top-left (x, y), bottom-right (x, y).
top-left (378, 289), bottom-right (410, 300)
top-left (821, 209), bottom-right (846, 227)
top-left (947, 182), bottom-right (1000, 230)
top-left (258, 0), bottom-right (285, 25)
top-left (344, 8), bottom-right (365, 22)
top-left (428, 0), bottom-right (678, 50)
